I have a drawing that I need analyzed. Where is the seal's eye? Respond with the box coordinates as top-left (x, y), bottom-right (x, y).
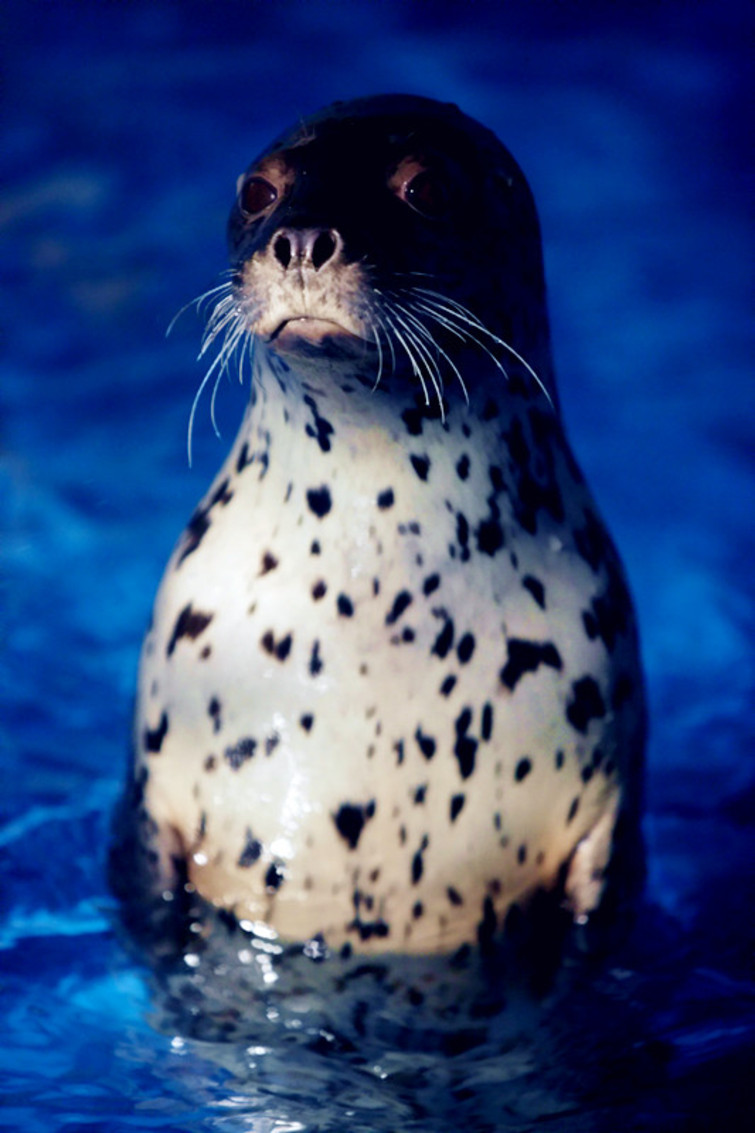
top-left (403, 171), bottom-right (448, 219)
top-left (240, 176), bottom-right (278, 217)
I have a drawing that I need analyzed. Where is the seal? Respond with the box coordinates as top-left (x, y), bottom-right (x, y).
top-left (111, 95), bottom-right (645, 958)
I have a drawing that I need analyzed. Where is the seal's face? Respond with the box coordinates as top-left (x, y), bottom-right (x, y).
top-left (226, 95), bottom-right (552, 395)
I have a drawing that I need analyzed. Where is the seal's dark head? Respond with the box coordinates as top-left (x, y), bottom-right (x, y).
top-left (226, 95), bottom-right (555, 404)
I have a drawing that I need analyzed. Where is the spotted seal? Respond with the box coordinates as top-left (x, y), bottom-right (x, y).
top-left (111, 94), bottom-right (645, 958)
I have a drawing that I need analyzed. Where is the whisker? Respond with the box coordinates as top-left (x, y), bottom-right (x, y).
top-left (390, 297), bottom-right (469, 406)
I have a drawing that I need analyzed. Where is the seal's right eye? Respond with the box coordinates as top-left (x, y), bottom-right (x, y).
top-left (239, 176), bottom-right (278, 217)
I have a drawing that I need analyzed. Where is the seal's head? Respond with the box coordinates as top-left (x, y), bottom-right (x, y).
top-left (225, 94), bottom-right (555, 403)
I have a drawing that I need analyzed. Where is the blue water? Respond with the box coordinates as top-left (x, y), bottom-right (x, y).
top-left (2, 1), bottom-right (753, 1129)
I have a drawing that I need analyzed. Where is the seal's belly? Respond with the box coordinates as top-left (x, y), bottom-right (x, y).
top-left (136, 407), bottom-right (639, 953)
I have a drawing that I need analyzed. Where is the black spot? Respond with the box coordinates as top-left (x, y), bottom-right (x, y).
top-left (422, 573), bottom-right (440, 596)
top-left (515, 757), bottom-right (532, 782)
top-left (385, 590), bottom-right (413, 626)
top-left (176, 479), bottom-right (233, 566)
top-left (489, 465), bottom-right (505, 493)
top-left (166, 604), bottom-right (214, 657)
top-left (450, 794), bottom-right (465, 822)
top-left (265, 862), bottom-right (285, 891)
top-left (413, 784), bottom-right (427, 805)
top-left (144, 712), bottom-right (169, 754)
top-left (481, 703), bottom-right (493, 741)
top-left (457, 633), bottom-right (475, 664)
top-left (300, 713), bottom-right (314, 732)
top-left (401, 627), bottom-right (415, 643)
top-left (260, 551), bottom-right (278, 575)
top-left (456, 454), bottom-right (470, 481)
top-left (208, 697), bottom-right (221, 734)
top-left (306, 485), bottom-right (332, 518)
top-left (555, 749), bottom-right (565, 770)
top-left (333, 800), bottom-right (376, 850)
top-left (402, 407), bottom-right (424, 435)
top-left (337, 593), bottom-right (354, 617)
top-left (522, 575), bottom-right (546, 609)
top-left (377, 488), bottom-right (395, 509)
top-left (236, 442), bottom-right (253, 473)
top-left (225, 737), bottom-right (257, 770)
top-left (517, 844), bottom-right (527, 865)
top-left (447, 886), bottom-right (464, 906)
top-left (237, 830), bottom-right (262, 867)
top-left (500, 638), bottom-right (563, 690)
top-left (394, 739), bottom-right (405, 765)
top-left (431, 614), bottom-right (454, 658)
top-left (310, 540), bottom-right (321, 555)
top-left (456, 512), bottom-right (470, 560)
top-left (566, 676), bottom-right (606, 733)
top-left (415, 727), bottom-right (436, 760)
top-left (204, 754), bottom-right (216, 771)
top-left (312, 580), bottom-right (327, 600)
top-left (265, 733), bottom-right (280, 755)
top-left (261, 630), bottom-right (293, 662)
top-left (567, 797), bottom-right (580, 824)
top-left (574, 509), bottom-right (607, 573)
top-left (439, 674), bottom-right (456, 697)
top-left (413, 901), bottom-right (424, 919)
top-left (309, 640), bottom-right (323, 676)
top-left (410, 454), bottom-right (430, 481)
top-left (582, 572), bottom-right (632, 653)
top-left (454, 735), bottom-right (478, 779)
top-left (304, 394), bottom-right (335, 453)
top-left (411, 835), bottom-right (429, 884)
top-left (477, 518), bottom-right (505, 556)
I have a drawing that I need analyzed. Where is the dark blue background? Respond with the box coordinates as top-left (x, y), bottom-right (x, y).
top-left (1, 2), bottom-right (753, 1129)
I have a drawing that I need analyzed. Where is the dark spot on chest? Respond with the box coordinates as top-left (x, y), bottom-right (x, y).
top-left (265, 862), bottom-right (286, 891)
top-left (337, 593), bottom-right (354, 617)
top-left (309, 639), bottom-right (324, 676)
top-left (237, 829), bottom-right (263, 867)
top-left (456, 454), bottom-right (470, 481)
top-left (208, 697), bottom-right (222, 734)
top-left (377, 488), bottom-right (395, 509)
top-left (411, 835), bottom-right (429, 884)
top-left (259, 551), bottom-right (278, 575)
top-left (176, 479), bottom-right (233, 566)
top-left (431, 611), bottom-right (454, 659)
top-left (333, 800), bottom-right (376, 849)
top-left (500, 637), bottom-right (563, 690)
top-left (450, 793), bottom-right (465, 822)
top-left (143, 711), bottom-right (169, 754)
top-left (410, 454), bottom-right (430, 482)
top-left (303, 394), bottom-right (335, 453)
top-left (225, 736), bottom-right (257, 770)
top-left (566, 676), bottom-right (606, 733)
top-left (166, 604), bottom-right (214, 657)
top-left (415, 727), bottom-right (436, 760)
top-left (514, 757), bottom-right (532, 782)
top-left (385, 589), bottom-right (413, 626)
top-left (306, 485), bottom-right (332, 518)
top-left (522, 575), bottom-right (546, 609)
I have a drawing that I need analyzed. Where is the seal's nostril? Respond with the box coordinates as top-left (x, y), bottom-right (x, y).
top-left (274, 234), bottom-right (292, 269)
top-left (311, 230), bottom-right (338, 271)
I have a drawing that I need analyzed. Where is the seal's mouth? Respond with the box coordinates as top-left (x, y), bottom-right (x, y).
top-left (268, 317), bottom-right (364, 349)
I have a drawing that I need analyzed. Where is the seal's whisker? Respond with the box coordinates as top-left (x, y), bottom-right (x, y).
top-left (370, 307), bottom-right (398, 377)
top-left (378, 307), bottom-right (432, 409)
top-left (382, 302), bottom-right (446, 417)
top-left (411, 288), bottom-right (554, 408)
top-left (368, 320), bottom-right (385, 393)
top-left (391, 298), bottom-right (470, 407)
top-left (168, 280), bottom-right (235, 338)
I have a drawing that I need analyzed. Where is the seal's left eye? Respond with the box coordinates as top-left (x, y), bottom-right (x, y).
top-left (240, 176), bottom-right (278, 217)
top-left (403, 171), bottom-right (448, 219)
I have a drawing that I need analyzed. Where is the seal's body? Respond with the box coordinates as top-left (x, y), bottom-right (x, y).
top-left (114, 96), bottom-right (644, 955)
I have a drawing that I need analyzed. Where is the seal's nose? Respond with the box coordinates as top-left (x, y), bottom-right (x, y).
top-left (272, 228), bottom-right (342, 271)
